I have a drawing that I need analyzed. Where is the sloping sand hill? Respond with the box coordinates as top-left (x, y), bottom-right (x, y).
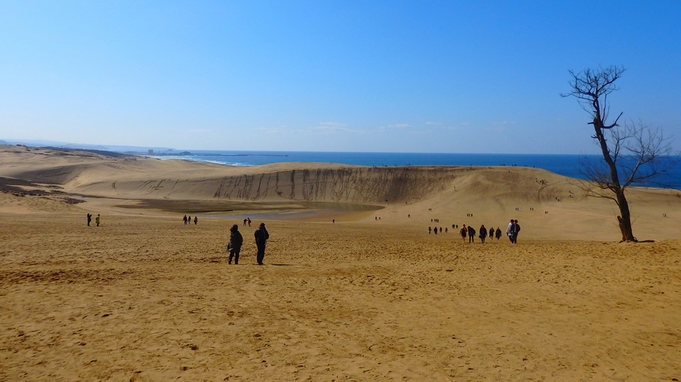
top-left (1, 145), bottom-right (680, 380)
top-left (1, 145), bottom-right (679, 241)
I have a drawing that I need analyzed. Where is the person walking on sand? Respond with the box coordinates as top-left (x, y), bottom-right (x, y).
top-left (194, 216), bottom-right (198, 225)
top-left (496, 227), bottom-right (502, 240)
top-left (95, 214), bottom-right (100, 227)
top-left (460, 225), bottom-right (467, 243)
top-left (467, 225), bottom-right (476, 243)
top-left (183, 215), bottom-right (187, 225)
top-left (512, 219), bottom-right (521, 244)
top-left (254, 222), bottom-right (269, 265)
top-left (479, 225), bottom-right (487, 243)
top-left (506, 219), bottom-right (514, 243)
top-left (87, 213), bottom-right (92, 226)
top-left (227, 224), bottom-right (243, 265)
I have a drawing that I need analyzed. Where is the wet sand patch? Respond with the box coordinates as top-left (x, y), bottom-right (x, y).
top-left (118, 199), bottom-right (382, 216)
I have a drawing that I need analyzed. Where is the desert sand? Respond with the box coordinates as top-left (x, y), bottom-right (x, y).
top-left (1, 145), bottom-right (680, 381)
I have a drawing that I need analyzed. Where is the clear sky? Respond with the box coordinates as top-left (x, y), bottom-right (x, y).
top-left (1, 1), bottom-right (680, 154)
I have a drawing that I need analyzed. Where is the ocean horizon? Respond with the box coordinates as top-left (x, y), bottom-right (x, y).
top-left (148, 150), bottom-right (681, 190)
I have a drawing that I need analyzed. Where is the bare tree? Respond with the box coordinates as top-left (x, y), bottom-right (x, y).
top-left (562, 66), bottom-right (675, 242)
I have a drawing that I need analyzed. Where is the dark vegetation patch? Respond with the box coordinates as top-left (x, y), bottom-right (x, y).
top-left (41, 146), bottom-right (131, 158)
top-left (0, 176), bottom-right (84, 203)
top-left (0, 177), bottom-right (57, 196)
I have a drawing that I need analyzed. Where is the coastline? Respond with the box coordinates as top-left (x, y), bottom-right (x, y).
top-left (147, 150), bottom-right (681, 190)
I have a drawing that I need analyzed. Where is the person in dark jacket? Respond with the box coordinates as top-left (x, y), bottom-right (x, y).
top-left (467, 225), bottom-right (476, 243)
top-left (496, 227), bottom-right (502, 240)
top-left (227, 224), bottom-right (243, 265)
top-left (479, 225), bottom-right (488, 243)
top-left (512, 219), bottom-right (521, 244)
top-left (254, 222), bottom-right (269, 265)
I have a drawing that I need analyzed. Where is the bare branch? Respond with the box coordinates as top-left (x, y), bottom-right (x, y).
top-left (561, 65), bottom-right (677, 241)
top-left (615, 121), bottom-right (677, 188)
top-left (603, 112), bottom-right (623, 129)
top-left (561, 66), bottom-right (625, 127)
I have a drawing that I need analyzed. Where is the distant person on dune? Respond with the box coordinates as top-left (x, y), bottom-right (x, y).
top-left (507, 219), bottom-right (521, 244)
top-left (87, 213), bottom-right (92, 226)
top-left (183, 215), bottom-right (187, 224)
top-left (227, 224), bottom-right (243, 265)
top-left (460, 225), bottom-right (467, 243)
top-left (194, 216), bottom-right (198, 225)
top-left (254, 222), bottom-right (269, 265)
top-left (95, 214), bottom-right (100, 227)
top-left (468, 225), bottom-right (476, 243)
top-left (496, 227), bottom-right (502, 240)
top-left (506, 219), bottom-right (514, 243)
top-left (479, 225), bottom-right (487, 243)
top-left (512, 219), bottom-right (521, 244)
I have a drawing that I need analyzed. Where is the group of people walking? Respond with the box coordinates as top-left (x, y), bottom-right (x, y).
top-left (183, 215), bottom-right (197, 225)
top-left (456, 220), bottom-right (521, 244)
top-left (506, 219), bottom-right (521, 244)
top-left (459, 224), bottom-right (502, 243)
top-left (226, 222), bottom-right (269, 265)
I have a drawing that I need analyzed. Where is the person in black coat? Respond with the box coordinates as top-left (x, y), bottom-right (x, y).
top-left (227, 224), bottom-right (243, 265)
top-left (467, 225), bottom-right (476, 243)
top-left (479, 225), bottom-right (488, 243)
top-left (254, 222), bottom-right (270, 265)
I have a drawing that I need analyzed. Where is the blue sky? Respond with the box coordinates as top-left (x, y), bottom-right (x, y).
top-left (1, 1), bottom-right (680, 154)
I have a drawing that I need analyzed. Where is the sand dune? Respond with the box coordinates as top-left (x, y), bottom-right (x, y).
top-left (1, 145), bottom-right (679, 241)
top-left (1, 145), bottom-right (681, 380)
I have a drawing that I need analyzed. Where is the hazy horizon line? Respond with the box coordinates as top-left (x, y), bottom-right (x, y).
top-left (1, 138), bottom-right (612, 156)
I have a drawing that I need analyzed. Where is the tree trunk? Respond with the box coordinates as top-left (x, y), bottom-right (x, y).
top-left (593, 118), bottom-right (636, 242)
top-left (615, 188), bottom-right (636, 242)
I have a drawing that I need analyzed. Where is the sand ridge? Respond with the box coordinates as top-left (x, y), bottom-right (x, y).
top-left (2, 145), bottom-right (680, 241)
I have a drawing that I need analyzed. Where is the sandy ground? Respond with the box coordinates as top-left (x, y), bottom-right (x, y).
top-left (1, 214), bottom-right (680, 381)
top-left (1, 146), bottom-right (681, 380)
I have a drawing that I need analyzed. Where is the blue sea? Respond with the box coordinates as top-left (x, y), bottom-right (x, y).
top-left (151, 151), bottom-right (681, 190)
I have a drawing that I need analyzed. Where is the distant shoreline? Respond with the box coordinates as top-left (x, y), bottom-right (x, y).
top-left (146, 150), bottom-right (681, 190)
top-left (3, 143), bottom-right (679, 189)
